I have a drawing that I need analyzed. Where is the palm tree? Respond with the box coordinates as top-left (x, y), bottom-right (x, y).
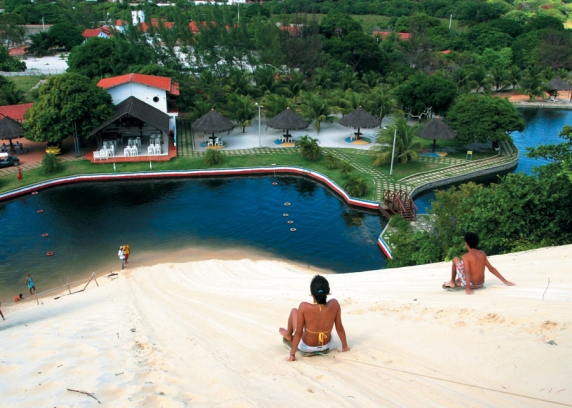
top-left (507, 66), bottom-right (522, 91)
top-left (295, 135), bottom-right (322, 161)
top-left (224, 68), bottom-right (254, 96)
top-left (283, 71), bottom-right (308, 98)
top-left (489, 67), bottom-right (508, 92)
top-left (226, 94), bottom-right (255, 132)
top-left (26, 32), bottom-right (52, 57)
top-left (364, 85), bottom-right (398, 123)
top-left (520, 66), bottom-right (547, 101)
top-left (312, 67), bottom-right (334, 91)
top-left (470, 66), bottom-right (491, 93)
top-left (361, 72), bottom-right (383, 91)
top-left (325, 152), bottom-right (341, 169)
top-left (260, 93), bottom-right (294, 118)
top-left (451, 68), bottom-right (471, 92)
top-left (299, 91), bottom-right (336, 134)
top-left (253, 66), bottom-right (287, 96)
top-left (339, 68), bottom-right (362, 92)
top-left (343, 175), bottom-right (368, 197)
top-left (331, 90), bottom-right (366, 115)
top-left (0, 82), bottom-right (25, 105)
top-left (190, 99), bottom-right (214, 122)
top-left (371, 117), bottom-right (422, 166)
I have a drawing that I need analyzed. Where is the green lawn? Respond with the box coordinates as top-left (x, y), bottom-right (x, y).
top-left (9, 76), bottom-right (44, 93)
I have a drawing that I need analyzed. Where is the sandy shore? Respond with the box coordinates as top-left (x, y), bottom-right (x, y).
top-left (1, 245), bottom-right (571, 407)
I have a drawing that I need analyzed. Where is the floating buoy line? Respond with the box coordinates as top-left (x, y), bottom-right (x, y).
top-left (290, 228), bottom-right (297, 232)
top-left (284, 202), bottom-right (291, 206)
top-left (283, 213), bottom-right (289, 217)
top-left (37, 210), bottom-right (44, 214)
top-left (46, 252), bottom-right (54, 256)
top-left (41, 233), bottom-right (49, 238)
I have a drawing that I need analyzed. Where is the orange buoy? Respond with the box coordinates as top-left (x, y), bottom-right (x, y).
top-left (290, 228), bottom-right (297, 232)
top-left (31, 191), bottom-right (38, 195)
top-left (37, 210), bottom-right (44, 214)
top-left (47, 252), bottom-right (54, 256)
top-left (272, 182), bottom-right (278, 186)
top-left (41, 233), bottom-right (49, 237)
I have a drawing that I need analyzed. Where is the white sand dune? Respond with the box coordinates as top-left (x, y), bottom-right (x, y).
top-left (1, 245), bottom-right (571, 407)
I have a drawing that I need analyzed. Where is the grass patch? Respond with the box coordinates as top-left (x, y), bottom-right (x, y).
top-left (9, 76), bottom-right (44, 93)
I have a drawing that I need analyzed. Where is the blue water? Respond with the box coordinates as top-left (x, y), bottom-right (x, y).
top-left (414, 108), bottom-right (570, 211)
top-left (0, 176), bottom-right (386, 299)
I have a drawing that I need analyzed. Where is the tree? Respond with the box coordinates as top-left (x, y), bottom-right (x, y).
top-left (48, 24), bottom-right (83, 50)
top-left (295, 135), bottom-right (322, 161)
top-left (204, 149), bottom-right (224, 166)
top-left (394, 73), bottom-right (458, 118)
top-left (226, 94), bottom-right (255, 133)
top-left (299, 91), bottom-right (336, 134)
top-left (67, 37), bottom-right (120, 78)
top-left (26, 31), bottom-right (52, 57)
top-left (324, 31), bottom-right (387, 73)
top-left (365, 85), bottom-right (398, 122)
top-left (371, 117), bottom-right (422, 165)
top-left (0, 81), bottom-right (25, 105)
top-left (0, 46), bottom-right (25, 72)
top-left (343, 175), bottom-right (368, 197)
top-left (446, 94), bottom-right (525, 145)
top-left (24, 73), bottom-right (115, 144)
top-left (520, 66), bottom-right (547, 101)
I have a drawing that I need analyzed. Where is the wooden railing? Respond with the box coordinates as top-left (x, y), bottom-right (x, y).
top-left (381, 189), bottom-right (417, 220)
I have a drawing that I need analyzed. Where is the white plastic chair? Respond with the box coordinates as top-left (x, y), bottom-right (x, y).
top-left (94, 151), bottom-right (101, 160)
top-left (124, 147), bottom-right (130, 156)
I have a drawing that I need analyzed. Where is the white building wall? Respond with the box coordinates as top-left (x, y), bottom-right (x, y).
top-left (107, 83), bottom-right (168, 114)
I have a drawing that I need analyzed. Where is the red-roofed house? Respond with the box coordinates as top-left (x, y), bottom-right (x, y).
top-left (279, 25), bottom-right (303, 36)
top-left (188, 21), bottom-right (213, 34)
top-left (0, 103), bottom-right (34, 123)
top-left (97, 73), bottom-right (179, 136)
top-left (8, 46), bottom-right (27, 57)
top-left (139, 18), bottom-right (175, 33)
top-left (372, 30), bottom-right (412, 41)
top-left (82, 26), bottom-right (113, 40)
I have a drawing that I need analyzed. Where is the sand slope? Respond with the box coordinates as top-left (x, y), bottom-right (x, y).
top-left (1, 245), bottom-right (571, 407)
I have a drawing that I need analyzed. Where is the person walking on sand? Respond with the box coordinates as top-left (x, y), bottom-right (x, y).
top-left (17, 168), bottom-right (22, 183)
top-left (118, 246), bottom-right (125, 270)
top-left (279, 275), bottom-right (350, 361)
top-left (443, 232), bottom-right (515, 295)
top-left (123, 242), bottom-right (130, 264)
top-left (25, 274), bottom-right (36, 295)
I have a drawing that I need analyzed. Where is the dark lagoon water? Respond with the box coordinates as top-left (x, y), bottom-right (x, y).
top-left (0, 176), bottom-right (386, 299)
top-left (414, 108), bottom-right (570, 211)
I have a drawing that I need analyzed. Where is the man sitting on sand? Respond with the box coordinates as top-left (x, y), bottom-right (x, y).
top-left (279, 275), bottom-right (350, 361)
top-left (443, 232), bottom-right (515, 295)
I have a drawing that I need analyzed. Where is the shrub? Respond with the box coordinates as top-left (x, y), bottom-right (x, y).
top-left (204, 149), bottom-right (224, 166)
top-left (343, 175), bottom-right (368, 197)
top-left (41, 153), bottom-right (63, 174)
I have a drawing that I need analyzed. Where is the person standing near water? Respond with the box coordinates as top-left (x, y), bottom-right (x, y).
top-left (25, 274), bottom-right (36, 295)
top-left (118, 246), bottom-right (125, 270)
top-left (123, 242), bottom-right (130, 264)
top-left (17, 168), bottom-right (22, 183)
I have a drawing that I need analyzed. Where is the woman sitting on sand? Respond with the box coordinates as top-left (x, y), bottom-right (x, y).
top-left (279, 275), bottom-right (350, 361)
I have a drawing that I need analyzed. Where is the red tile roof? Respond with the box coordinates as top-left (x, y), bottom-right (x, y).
top-left (116, 19), bottom-right (127, 26)
top-left (0, 103), bottom-right (33, 122)
top-left (82, 26), bottom-right (113, 38)
top-left (189, 21), bottom-right (211, 34)
top-left (97, 74), bottom-right (180, 96)
top-left (279, 26), bottom-right (302, 36)
top-left (8, 46), bottom-right (27, 57)
top-left (139, 18), bottom-right (175, 33)
top-left (372, 31), bottom-right (411, 40)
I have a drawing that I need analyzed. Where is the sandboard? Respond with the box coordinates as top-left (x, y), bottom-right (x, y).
top-left (283, 337), bottom-right (331, 357)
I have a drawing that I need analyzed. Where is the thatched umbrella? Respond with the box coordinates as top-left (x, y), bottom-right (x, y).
top-left (419, 117), bottom-right (456, 152)
top-left (191, 109), bottom-right (234, 143)
top-left (547, 77), bottom-right (572, 101)
top-left (0, 115), bottom-right (26, 152)
top-left (338, 106), bottom-right (380, 139)
top-left (266, 107), bottom-right (309, 137)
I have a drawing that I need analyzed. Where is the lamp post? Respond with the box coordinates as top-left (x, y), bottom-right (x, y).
top-left (390, 128), bottom-right (397, 176)
top-left (255, 102), bottom-right (263, 147)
